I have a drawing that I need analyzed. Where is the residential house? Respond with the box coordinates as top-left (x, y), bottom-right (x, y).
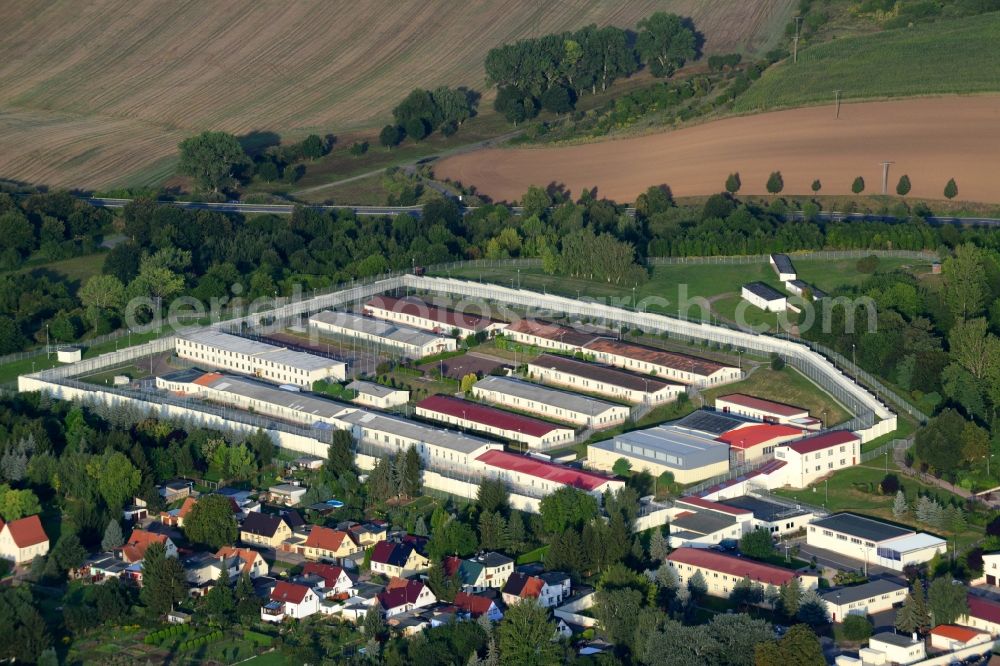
top-left (304, 526), bottom-right (362, 563)
top-left (341, 521), bottom-right (388, 548)
top-left (80, 553), bottom-right (128, 582)
top-left (268, 483), bottom-right (307, 507)
top-left (502, 572), bottom-right (569, 608)
top-left (0, 515), bottom-right (50, 564)
top-left (262, 581), bottom-right (320, 622)
top-left (444, 552), bottom-right (515, 592)
top-left (160, 496), bottom-right (198, 528)
top-left (215, 546), bottom-right (269, 578)
top-left (370, 540), bottom-right (430, 578)
top-left (302, 562), bottom-right (356, 599)
top-left (240, 512), bottom-right (292, 549)
top-left (377, 577), bottom-right (437, 617)
top-left (121, 529), bottom-right (178, 563)
top-left (183, 551), bottom-right (242, 589)
top-left (454, 591), bottom-right (504, 621)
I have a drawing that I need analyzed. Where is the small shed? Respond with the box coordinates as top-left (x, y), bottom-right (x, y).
top-left (166, 610), bottom-right (191, 624)
top-left (57, 346), bottom-right (82, 363)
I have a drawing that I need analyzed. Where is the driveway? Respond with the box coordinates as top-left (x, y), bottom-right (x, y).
top-left (788, 537), bottom-right (897, 577)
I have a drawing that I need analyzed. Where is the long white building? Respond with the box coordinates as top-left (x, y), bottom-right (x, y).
top-left (365, 296), bottom-right (506, 339)
top-left (472, 375), bottom-right (629, 429)
top-left (309, 310), bottom-right (456, 359)
top-left (806, 513), bottom-right (946, 571)
top-left (176, 329), bottom-right (346, 387)
top-left (527, 354), bottom-right (682, 405)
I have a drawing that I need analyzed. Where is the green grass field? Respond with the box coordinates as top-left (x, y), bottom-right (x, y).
top-left (700, 367), bottom-right (850, 425)
top-left (445, 256), bottom-right (928, 325)
top-left (735, 12), bottom-right (1000, 112)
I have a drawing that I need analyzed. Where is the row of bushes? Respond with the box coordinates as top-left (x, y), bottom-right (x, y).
top-left (143, 624), bottom-right (188, 645)
top-left (178, 630), bottom-right (225, 652)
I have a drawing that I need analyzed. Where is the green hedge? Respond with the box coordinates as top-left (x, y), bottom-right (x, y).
top-left (178, 630), bottom-right (224, 652)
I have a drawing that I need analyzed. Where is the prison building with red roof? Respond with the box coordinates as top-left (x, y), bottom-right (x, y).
top-left (666, 547), bottom-right (818, 601)
top-left (773, 430), bottom-right (861, 487)
top-left (416, 394), bottom-right (575, 450)
top-left (716, 423), bottom-right (804, 463)
top-left (527, 353), bottom-right (684, 405)
top-left (476, 449), bottom-right (622, 497)
top-left (365, 295), bottom-right (506, 339)
top-left (715, 393), bottom-right (821, 430)
top-left (503, 318), bottom-right (608, 352)
top-left (472, 375), bottom-right (630, 429)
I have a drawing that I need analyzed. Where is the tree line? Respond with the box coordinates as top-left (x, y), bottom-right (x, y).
top-left (485, 12), bottom-right (698, 123)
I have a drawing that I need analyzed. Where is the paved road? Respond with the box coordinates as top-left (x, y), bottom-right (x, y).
top-left (82, 196), bottom-right (1000, 227)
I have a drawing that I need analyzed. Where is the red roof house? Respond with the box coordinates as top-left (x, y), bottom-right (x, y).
top-left (454, 591), bottom-right (504, 620)
top-left (0, 515), bottom-right (50, 564)
top-left (121, 529), bottom-right (177, 563)
top-left (785, 430), bottom-right (859, 455)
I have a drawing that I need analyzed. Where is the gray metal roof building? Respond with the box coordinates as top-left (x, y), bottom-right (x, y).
top-left (201, 374), bottom-right (354, 421)
top-left (180, 329), bottom-right (342, 372)
top-left (473, 375), bottom-right (621, 417)
top-left (717, 495), bottom-right (810, 522)
top-left (770, 253), bottom-right (796, 276)
top-left (310, 311), bottom-right (449, 349)
top-left (810, 513), bottom-right (912, 542)
top-left (339, 409), bottom-right (496, 456)
top-left (591, 422), bottom-right (730, 470)
top-left (819, 578), bottom-right (906, 606)
top-left (743, 281), bottom-right (786, 302)
top-left (347, 379), bottom-right (402, 399)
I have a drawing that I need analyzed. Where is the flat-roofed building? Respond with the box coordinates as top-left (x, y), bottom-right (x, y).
top-left (472, 376), bottom-right (629, 429)
top-left (339, 409), bottom-right (500, 468)
top-left (475, 449), bottom-right (622, 498)
top-left (527, 354), bottom-right (683, 405)
top-left (346, 380), bottom-right (410, 409)
top-left (588, 422), bottom-right (731, 484)
top-left (176, 329), bottom-right (346, 387)
top-left (365, 296), bottom-right (506, 339)
top-left (716, 495), bottom-right (814, 536)
top-left (820, 578), bottom-right (908, 622)
top-left (666, 547), bottom-right (818, 602)
top-left (806, 513), bottom-right (946, 571)
top-left (716, 423), bottom-right (804, 464)
top-left (715, 394), bottom-right (822, 430)
top-left (157, 371), bottom-right (355, 427)
top-left (581, 338), bottom-right (742, 388)
top-left (309, 311), bottom-right (456, 359)
top-left (770, 254), bottom-right (797, 281)
top-left (667, 496), bottom-right (754, 548)
top-left (741, 282), bottom-right (788, 312)
top-left (502, 319), bottom-right (607, 352)
top-left (866, 633), bottom-right (926, 665)
top-left (784, 279), bottom-right (827, 301)
top-left (415, 395), bottom-right (575, 450)
top-left (773, 430), bottom-right (861, 487)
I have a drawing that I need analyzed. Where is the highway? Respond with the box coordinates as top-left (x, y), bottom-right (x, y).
top-left (82, 196), bottom-right (1000, 226)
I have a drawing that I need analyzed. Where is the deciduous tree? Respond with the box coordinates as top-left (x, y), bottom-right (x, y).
top-left (636, 12), bottom-right (696, 77)
top-left (177, 131), bottom-right (250, 192)
top-left (497, 599), bottom-right (559, 666)
top-left (185, 494), bottom-right (238, 550)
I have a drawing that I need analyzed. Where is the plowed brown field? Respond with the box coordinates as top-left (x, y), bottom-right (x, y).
top-left (0, 0), bottom-right (793, 190)
top-left (435, 96), bottom-right (1000, 204)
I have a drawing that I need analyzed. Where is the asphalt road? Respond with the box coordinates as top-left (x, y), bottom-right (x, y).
top-left (82, 196), bottom-right (1000, 227)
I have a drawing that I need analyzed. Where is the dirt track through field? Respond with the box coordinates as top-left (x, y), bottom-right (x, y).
top-left (435, 96), bottom-right (1000, 204)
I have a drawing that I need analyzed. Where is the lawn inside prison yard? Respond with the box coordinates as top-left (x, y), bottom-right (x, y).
top-left (442, 255), bottom-right (930, 327)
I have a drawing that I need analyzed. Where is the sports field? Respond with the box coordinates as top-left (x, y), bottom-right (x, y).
top-left (0, 0), bottom-right (793, 190)
top-left (434, 96), bottom-right (1000, 203)
top-left (735, 12), bottom-right (1000, 113)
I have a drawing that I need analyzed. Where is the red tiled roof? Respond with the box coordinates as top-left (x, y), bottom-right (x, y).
top-left (367, 296), bottom-right (497, 331)
top-left (215, 547), bottom-right (263, 576)
top-left (442, 555), bottom-right (462, 577)
top-left (717, 424), bottom-right (804, 449)
top-left (177, 497), bottom-right (198, 519)
top-left (667, 547), bottom-right (799, 587)
top-left (122, 529), bottom-right (168, 562)
top-left (583, 338), bottom-right (729, 377)
top-left (476, 449), bottom-right (614, 492)
top-left (304, 526), bottom-right (349, 552)
top-left (271, 581), bottom-right (310, 605)
top-left (418, 394), bottom-right (567, 437)
top-left (678, 496), bottom-right (753, 516)
top-left (454, 591), bottom-right (496, 617)
top-left (717, 393), bottom-right (807, 417)
top-left (930, 624), bottom-right (987, 642)
top-left (785, 430), bottom-right (859, 455)
top-left (968, 594), bottom-right (1000, 625)
top-left (193, 372), bottom-right (224, 387)
top-left (302, 562), bottom-right (346, 587)
top-left (371, 541), bottom-right (398, 565)
top-left (505, 319), bottom-right (605, 347)
top-left (5, 515), bottom-right (47, 548)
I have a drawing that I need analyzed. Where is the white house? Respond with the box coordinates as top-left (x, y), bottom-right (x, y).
top-left (377, 578), bottom-right (437, 617)
top-left (176, 329), bottom-right (345, 387)
top-left (346, 380), bottom-right (410, 409)
top-left (865, 633), bottom-right (925, 665)
top-left (820, 578), bottom-right (908, 622)
top-left (806, 513), bottom-right (947, 571)
top-left (302, 562), bottom-right (356, 598)
top-left (0, 515), bottom-right (49, 564)
top-left (268, 483), bottom-right (307, 507)
top-left (262, 581), bottom-right (320, 622)
top-left (772, 430), bottom-right (861, 487)
top-left (501, 571), bottom-right (570, 608)
top-left (741, 282), bottom-right (787, 312)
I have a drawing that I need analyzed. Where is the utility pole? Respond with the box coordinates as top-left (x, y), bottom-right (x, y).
top-left (880, 161), bottom-right (895, 195)
top-left (793, 16), bottom-right (803, 63)
top-left (834, 90), bottom-right (843, 119)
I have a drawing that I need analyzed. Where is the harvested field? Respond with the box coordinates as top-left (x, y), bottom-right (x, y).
top-left (0, 0), bottom-right (793, 190)
top-left (435, 96), bottom-right (1000, 204)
